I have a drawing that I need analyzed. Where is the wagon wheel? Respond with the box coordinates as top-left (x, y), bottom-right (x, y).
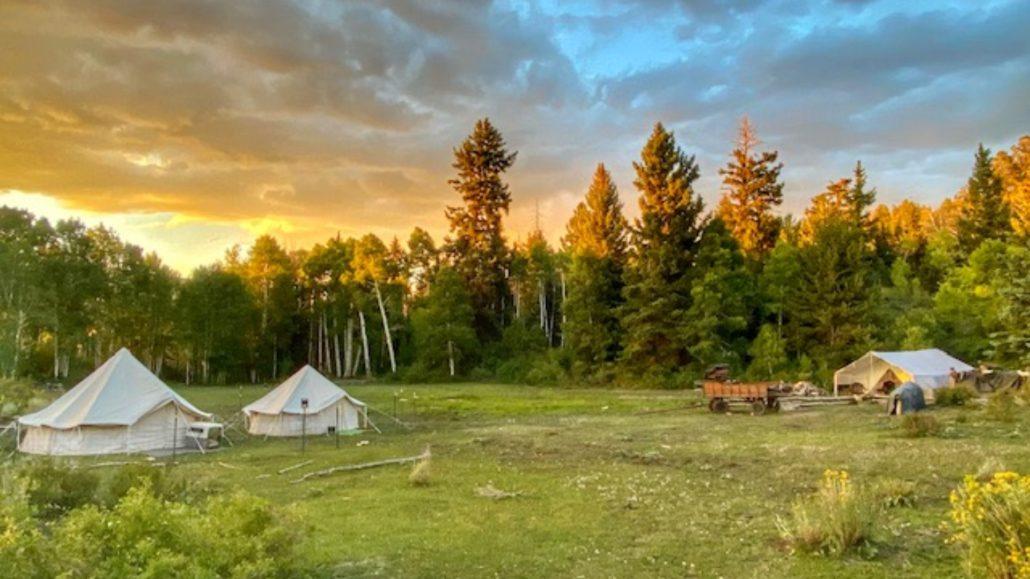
top-left (709, 398), bottom-right (729, 413)
top-left (751, 401), bottom-right (767, 416)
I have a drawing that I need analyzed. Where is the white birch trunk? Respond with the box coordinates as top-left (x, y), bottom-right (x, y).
top-left (373, 282), bottom-right (397, 373)
top-left (560, 270), bottom-right (566, 348)
top-left (333, 316), bottom-right (342, 378)
top-left (344, 316), bottom-right (354, 378)
top-left (447, 339), bottom-right (455, 377)
top-left (358, 311), bottom-right (372, 378)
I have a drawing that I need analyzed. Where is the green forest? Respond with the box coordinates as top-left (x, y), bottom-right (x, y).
top-left (1, 120), bottom-right (1027, 387)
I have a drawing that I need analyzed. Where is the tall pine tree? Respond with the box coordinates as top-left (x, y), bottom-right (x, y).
top-left (620, 123), bottom-right (705, 373)
top-left (716, 117), bottom-right (784, 259)
top-left (562, 164), bottom-right (628, 367)
top-left (958, 144), bottom-right (1011, 253)
top-left (848, 161), bottom-right (877, 226)
top-left (444, 119), bottom-right (517, 338)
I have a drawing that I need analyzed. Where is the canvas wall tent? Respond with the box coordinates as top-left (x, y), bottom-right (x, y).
top-left (17, 348), bottom-right (211, 456)
top-left (833, 348), bottom-right (974, 398)
top-left (243, 365), bottom-right (367, 437)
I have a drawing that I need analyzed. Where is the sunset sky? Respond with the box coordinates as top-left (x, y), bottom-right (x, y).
top-left (1, 0), bottom-right (1028, 272)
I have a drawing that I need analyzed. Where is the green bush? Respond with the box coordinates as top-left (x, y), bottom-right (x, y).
top-left (16, 459), bottom-right (100, 520)
top-left (900, 413), bottom-right (941, 438)
top-left (0, 498), bottom-right (54, 578)
top-left (53, 483), bottom-right (304, 578)
top-left (778, 469), bottom-right (877, 556)
top-left (100, 463), bottom-right (191, 507)
top-left (935, 385), bottom-right (978, 406)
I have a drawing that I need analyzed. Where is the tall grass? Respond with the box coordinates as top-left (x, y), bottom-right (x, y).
top-left (778, 470), bottom-right (877, 556)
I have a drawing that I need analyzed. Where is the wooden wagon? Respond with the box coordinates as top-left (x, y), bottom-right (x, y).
top-left (703, 381), bottom-right (784, 415)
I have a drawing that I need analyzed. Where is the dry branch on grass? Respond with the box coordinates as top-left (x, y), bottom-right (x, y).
top-left (84, 460), bottom-right (153, 469)
top-left (278, 460), bottom-right (314, 475)
top-left (291, 447), bottom-right (431, 484)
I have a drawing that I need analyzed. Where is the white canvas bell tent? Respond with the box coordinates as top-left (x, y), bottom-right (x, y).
top-left (17, 348), bottom-right (211, 455)
top-left (833, 348), bottom-right (973, 397)
top-left (243, 365), bottom-right (367, 437)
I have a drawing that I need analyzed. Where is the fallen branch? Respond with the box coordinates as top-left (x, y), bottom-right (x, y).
top-left (217, 461), bottom-right (240, 470)
top-left (278, 459), bottom-right (314, 475)
top-left (292, 447), bottom-right (430, 484)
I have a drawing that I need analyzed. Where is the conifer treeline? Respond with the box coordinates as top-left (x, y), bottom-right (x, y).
top-left (1, 122), bottom-right (1027, 385)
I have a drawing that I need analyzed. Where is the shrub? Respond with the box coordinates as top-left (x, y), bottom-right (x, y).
top-left (16, 459), bottom-right (99, 520)
top-left (900, 413), bottom-right (941, 438)
top-left (0, 498), bottom-right (54, 578)
top-left (409, 457), bottom-right (432, 486)
top-left (936, 385), bottom-right (978, 407)
top-left (985, 390), bottom-right (1018, 422)
top-left (947, 471), bottom-right (1030, 578)
top-left (53, 483), bottom-right (304, 577)
top-left (778, 469), bottom-right (876, 556)
top-left (100, 463), bottom-right (191, 507)
top-left (872, 479), bottom-right (916, 508)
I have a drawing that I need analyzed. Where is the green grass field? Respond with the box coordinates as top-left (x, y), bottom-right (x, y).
top-left (52, 384), bottom-right (1030, 577)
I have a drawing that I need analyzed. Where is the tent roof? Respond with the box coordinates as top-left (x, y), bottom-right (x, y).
top-left (863, 349), bottom-right (973, 376)
top-left (19, 348), bottom-right (209, 428)
top-left (243, 365), bottom-right (364, 416)
top-left (835, 349), bottom-right (973, 389)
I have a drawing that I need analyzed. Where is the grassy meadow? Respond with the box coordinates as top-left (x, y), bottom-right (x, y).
top-left (14, 382), bottom-right (1030, 577)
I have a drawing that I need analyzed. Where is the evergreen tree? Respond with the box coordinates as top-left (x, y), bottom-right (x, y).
top-left (958, 144), bottom-right (1011, 253)
top-left (562, 164), bottom-right (628, 367)
top-left (410, 267), bottom-right (477, 377)
top-left (989, 244), bottom-right (1030, 367)
top-left (789, 218), bottom-right (876, 371)
top-left (758, 240), bottom-right (802, 340)
top-left (747, 324), bottom-right (789, 379)
top-left (933, 239), bottom-right (1011, 362)
top-left (620, 123), bottom-right (705, 373)
top-left (444, 118), bottom-right (517, 338)
top-left (716, 118), bottom-right (784, 259)
top-left (848, 161), bottom-right (877, 226)
top-left (682, 219), bottom-right (751, 368)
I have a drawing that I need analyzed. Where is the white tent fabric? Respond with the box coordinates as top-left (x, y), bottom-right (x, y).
top-left (243, 365), bottom-right (366, 437)
top-left (18, 348), bottom-right (210, 455)
top-left (834, 348), bottom-right (973, 397)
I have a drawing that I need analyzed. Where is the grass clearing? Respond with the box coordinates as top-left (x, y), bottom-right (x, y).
top-left (9, 382), bottom-right (1030, 577)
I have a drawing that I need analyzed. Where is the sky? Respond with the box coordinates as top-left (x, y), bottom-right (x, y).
top-left (1, 0), bottom-right (1027, 272)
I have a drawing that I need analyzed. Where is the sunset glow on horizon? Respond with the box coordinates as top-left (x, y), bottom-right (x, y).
top-left (2, 0), bottom-right (1027, 272)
